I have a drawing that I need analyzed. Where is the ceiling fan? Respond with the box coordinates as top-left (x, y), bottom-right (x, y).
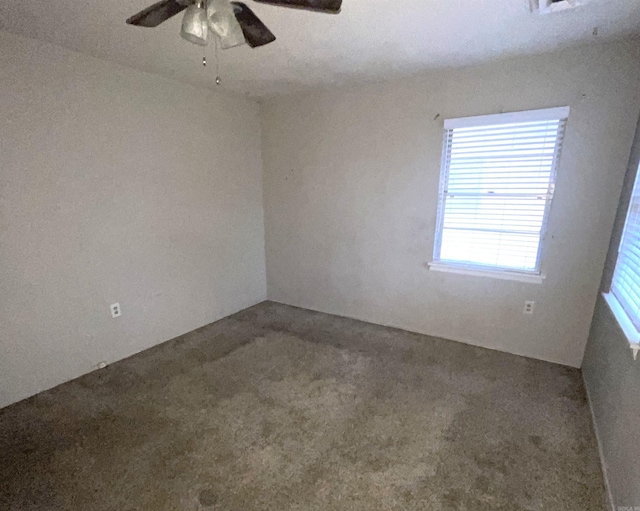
top-left (126, 0), bottom-right (343, 50)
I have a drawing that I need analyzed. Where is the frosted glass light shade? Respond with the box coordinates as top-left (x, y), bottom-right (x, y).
top-left (207, 0), bottom-right (245, 49)
top-left (181, 3), bottom-right (209, 46)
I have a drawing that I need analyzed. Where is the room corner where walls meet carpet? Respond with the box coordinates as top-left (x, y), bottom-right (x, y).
top-left (0, 301), bottom-right (606, 511)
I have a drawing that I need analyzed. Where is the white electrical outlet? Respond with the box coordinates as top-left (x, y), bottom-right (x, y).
top-left (110, 302), bottom-right (121, 318)
top-left (523, 301), bottom-right (535, 315)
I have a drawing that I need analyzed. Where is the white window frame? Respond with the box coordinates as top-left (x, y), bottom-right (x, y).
top-left (603, 293), bottom-right (640, 360)
top-left (429, 107), bottom-right (570, 282)
top-left (603, 161), bottom-right (640, 361)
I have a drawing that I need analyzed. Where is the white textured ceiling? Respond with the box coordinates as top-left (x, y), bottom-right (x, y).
top-left (1, 0), bottom-right (639, 97)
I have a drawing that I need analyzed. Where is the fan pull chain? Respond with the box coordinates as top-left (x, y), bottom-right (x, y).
top-left (203, 0), bottom-right (209, 69)
top-left (214, 36), bottom-right (221, 86)
top-left (201, 3), bottom-right (207, 68)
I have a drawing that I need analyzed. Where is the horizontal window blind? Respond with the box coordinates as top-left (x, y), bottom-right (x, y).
top-left (611, 163), bottom-right (640, 330)
top-left (434, 109), bottom-right (568, 273)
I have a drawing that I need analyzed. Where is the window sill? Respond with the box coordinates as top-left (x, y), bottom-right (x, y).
top-left (602, 292), bottom-right (640, 361)
top-left (428, 262), bottom-right (545, 284)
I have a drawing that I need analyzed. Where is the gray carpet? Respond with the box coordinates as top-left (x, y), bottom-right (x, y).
top-left (0, 301), bottom-right (606, 511)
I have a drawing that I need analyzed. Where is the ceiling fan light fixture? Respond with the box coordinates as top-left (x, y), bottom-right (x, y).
top-left (207, 0), bottom-right (246, 49)
top-left (127, 0), bottom-right (341, 51)
top-left (180, 1), bottom-right (209, 46)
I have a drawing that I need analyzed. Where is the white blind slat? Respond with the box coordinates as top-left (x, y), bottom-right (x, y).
top-left (611, 163), bottom-right (640, 330)
top-left (434, 111), bottom-right (568, 273)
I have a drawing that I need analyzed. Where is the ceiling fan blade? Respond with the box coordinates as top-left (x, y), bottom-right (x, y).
top-left (231, 2), bottom-right (276, 48)
top-left (126, 0), bottom-right (188, 27)
top-left (252, 0), bottom-right (341, 14)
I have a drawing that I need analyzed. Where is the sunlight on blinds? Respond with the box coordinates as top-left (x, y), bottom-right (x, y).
top-left (434, 112), bottom-right (567, 273)
top-left (611, 163), bottom-right (640, 330)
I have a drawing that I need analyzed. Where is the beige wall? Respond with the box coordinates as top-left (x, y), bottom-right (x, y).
top-left (3, 32), bottom-right (639, 412)
top-left (0, 31), bottom-right (267, 408)
top-left (261, 40), bottom-right (640, 368)
top-left (583, 113), bottom-right (640, 509)
top-left (584, 296), bottom-right (640, 508)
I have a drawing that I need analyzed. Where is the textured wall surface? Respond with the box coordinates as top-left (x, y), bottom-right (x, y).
top-left (261, 41), bottom-right (640, 367)
top-left (583, 297), bottom-right (640, 509)
top-left (583, 113), bottom-right (640, 510)
top-left (0, 31), bottom-right (267, 408)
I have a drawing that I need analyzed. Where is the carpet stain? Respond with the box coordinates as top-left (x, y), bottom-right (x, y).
top-left (0, 302), bottom-right (607, 510)
top-left (198, 488), bottom-right (217, 507)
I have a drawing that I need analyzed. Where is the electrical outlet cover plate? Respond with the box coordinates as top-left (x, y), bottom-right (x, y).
top-left (110, 302), bottom-right (121, 318)
top-left (523, 301), bottom-right (535, 314)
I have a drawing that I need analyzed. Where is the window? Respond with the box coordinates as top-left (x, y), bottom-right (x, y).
top-left (431, 107), bottom-right (569, 280)
top-left (604, 161), bottom-right (640, 359)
